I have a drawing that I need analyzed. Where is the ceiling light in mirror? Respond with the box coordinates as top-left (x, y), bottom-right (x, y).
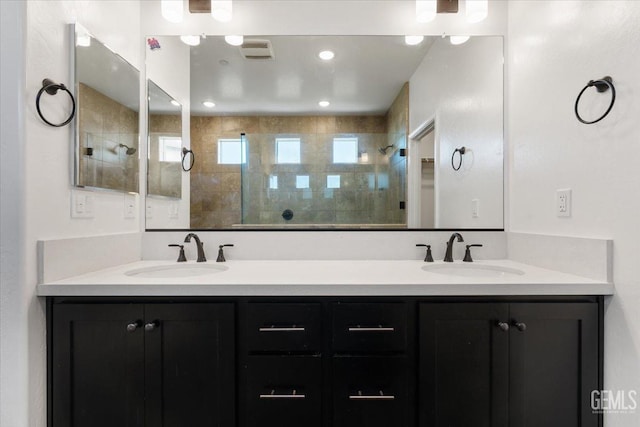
top-left (180, 35), bottom-right (201, 46)
top-left (450, 35), bottom-right (470, 45)
top-left (405, 35), bottom-right (425, 46)
top-left (161, 0), bottom-right (183, 23)
top-left (318, 50), bottom-right (335, 60)
top-left (211, 1), bottom-right (232, 22)
top-left (318, 100), bottom-right (330, 108)
top-left (466, 0), bottom-right (488, 23)
top-left (203, 101), bottom-right (216, 108)
top-left (225, 35), bottom-right (244, 46)
top-left (170, 99), bottom-right (181, 107)
top-left (416, 0), bottom-right (437, 23)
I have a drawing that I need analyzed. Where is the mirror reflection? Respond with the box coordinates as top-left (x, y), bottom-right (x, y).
top-left (147, 80), bottom-right (183, 199)
top-left (146, 35), bottom-right (503, 230)
top-left (73, 24), bottom-right (140, 193)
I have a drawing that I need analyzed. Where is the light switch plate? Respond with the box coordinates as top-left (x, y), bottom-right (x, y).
top-left (124, 194), bottom-right (136, 219)
top-left (472, 199), bottom-right (480, 218)
top-left (71, 190), bottom-right (94, 218)
top-left (556, 189), bottom-right (572, 217)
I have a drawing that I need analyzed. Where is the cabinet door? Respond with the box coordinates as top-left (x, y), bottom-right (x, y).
top-left (144, 303), bottom-right (235, 427)
top-left (51, 304), bottom-right (145, 427)
top-left (509, 303), bottom-right (599, 427)
top-left (419, 303), bottom-right (509, 427)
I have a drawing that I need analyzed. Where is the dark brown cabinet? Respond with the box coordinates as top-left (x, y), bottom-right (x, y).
top-left (50, 303), bottom-right (234, 427)
top-left (419, 301), bottom-right (600, 427)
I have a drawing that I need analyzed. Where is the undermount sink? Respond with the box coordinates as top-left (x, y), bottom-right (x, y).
top-left (422, 263), bottom-right (525, 278)
top-left (125, 264), bottom-right (229, 278)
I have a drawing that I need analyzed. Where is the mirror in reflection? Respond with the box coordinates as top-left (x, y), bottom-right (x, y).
top-left (147, 79), bottom-right (183, 199)
top-left (73, 24), bottom-right (140, 193)
top-left (146, 35), bottom-right (503, 230)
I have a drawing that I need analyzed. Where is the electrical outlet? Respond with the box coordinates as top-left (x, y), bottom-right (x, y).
top-left (556, 189), bottom-right (572, 217)
top-left (169, 202), bottom-right (179, 219)
top-left (472, 199), bottom-right (480, 218)
top-left (146, 202), bottom-right (153, 219)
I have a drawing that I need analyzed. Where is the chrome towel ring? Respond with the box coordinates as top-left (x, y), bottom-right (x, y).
top-left (574, 76), bottom-right (616, 125)
top-left (35, 78), bottom-right (76, 127)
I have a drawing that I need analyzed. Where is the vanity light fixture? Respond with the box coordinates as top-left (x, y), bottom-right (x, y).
top-left (405, 35), bottom-right (425, 46)
top-left (416, 0), bottom-right (437, 23)
top-left (180, 35), bottom-right (201, 46)
top-left (318, 50), bottom-right (335, 60)
top-left (318, 101), bottom-right (330, 108)
top-left (203, 101), bottom-right (216, 108)
top-left (211, 0), bottom-right (233, 22)
top-left (450, 35), bottom-right (470, 45)
top-left (170, 100), bottom-right (181, 107)
top-left (224, 35), bottom-right (244, 46)
top-left (466, 0), bottom-right (488, 23)
top-left (161, 0), bottom-right (184, 23)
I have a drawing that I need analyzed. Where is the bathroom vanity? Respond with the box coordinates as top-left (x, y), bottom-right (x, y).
top-left (40, 260), bottom-right (611, 427)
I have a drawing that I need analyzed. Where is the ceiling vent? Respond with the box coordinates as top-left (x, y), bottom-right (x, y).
top-left (239, 39), bottom-right (275, 60)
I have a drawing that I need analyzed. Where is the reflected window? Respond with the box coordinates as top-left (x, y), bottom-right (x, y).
top-left (276, 138), bottom-right (301, 164)
top-left (159, 136), bottom-right (182, 162)
top-left (269, 175), bottom-right (278, 189)
top-left (333, 137), bottom-right (358, 164)
top-left (296, 175), bottom-right (310, 189)
top-left (218, 138), bottom-right (246, 164)
top-left (327, 175), bottom-right (341, 189)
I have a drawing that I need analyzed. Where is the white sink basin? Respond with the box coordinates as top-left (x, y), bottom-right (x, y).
top-left (125, 264), bottom-right (229, 278)
top-left (422, 263), bottom-right (525, 278)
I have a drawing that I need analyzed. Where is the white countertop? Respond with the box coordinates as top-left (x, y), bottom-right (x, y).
top-left (37, 259), bottom-right (614, 297)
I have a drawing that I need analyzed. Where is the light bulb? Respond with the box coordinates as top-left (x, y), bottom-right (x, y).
top-left (224, 35), bottom-right (244, 46)
top-left (318, 50), bottom-right (335, 60)
top-left (450, 35), bottom-right (470, 45)
top-left (211, 1), bottom-right (232, 22)
top-left (170, 100), bottom-right (181, 107)
top-left (161, 0), bottom-right (183, 23)
top-left (318, 101), bottom-right (330, 108)
top-left (466, 0), bottom-right (488, 23)
top-left (416, 0), bottom-right (437, 23)
top-left (180, 35), bottom-right (201, 46)
top-left (405, 35), bottom-right (425, 46)
top-left (203, 101), bottom-right (216, 108)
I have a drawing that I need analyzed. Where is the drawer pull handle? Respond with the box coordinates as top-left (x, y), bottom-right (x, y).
top-left (348, 326), bottom-right (395, 332)
top-left (259, 389), bottom-right (306, 399)
top-left (349, 390), bottom-right (395, 401)
top-left (259, 326), bottom-right (306, 332)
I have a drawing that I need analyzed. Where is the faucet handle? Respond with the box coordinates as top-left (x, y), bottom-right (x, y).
top-left (463, 244), bottom-right (483, 262)
top-left (168, 244), bottom-right (187, 262)
top-left (217, 244), bottom-right (234, 263)
top-left (416, 244), bottom-right (434, 262)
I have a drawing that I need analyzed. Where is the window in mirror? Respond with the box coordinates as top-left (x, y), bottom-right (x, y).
top-left (333, 137), bottom-right (358, 164)
top-left (296, 175), bottom-right (310, 189)
top-left (327, 175), bottom-right (341, 189)
top-left (218, 138), bottom-right (245, 164)
top-left (276, 138), bottom-right (301, 164)
top-left (269, 175), bottom-right (278, 189)
top-left (159, 136), bottom-right (182, 162)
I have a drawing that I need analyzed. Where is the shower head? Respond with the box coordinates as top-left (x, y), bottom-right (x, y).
top-left (378, 144), bottom-right (395, 155)
top-left (118, 144), bottom-right (137, 155)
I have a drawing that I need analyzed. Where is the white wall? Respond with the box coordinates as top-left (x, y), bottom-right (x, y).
top-left (145, 36), bottom-right (191, 229)
top-left (409, 36), bottom-right (504, 228)
top-left (507, 1), bottom-right (640, 425)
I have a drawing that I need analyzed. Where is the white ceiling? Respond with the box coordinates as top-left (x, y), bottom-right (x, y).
top-left (190, 35), bottom-right (435, 116)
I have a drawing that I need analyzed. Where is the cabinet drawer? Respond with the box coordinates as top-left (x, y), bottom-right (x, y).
top-left (332, 356), bottom-right (409, 427)
top-left (332, 303), bottom-right (407, 353)
top-left (242, 356), bottom-right (323, 427)
top-left (245, 303), bottom-right (322, 352)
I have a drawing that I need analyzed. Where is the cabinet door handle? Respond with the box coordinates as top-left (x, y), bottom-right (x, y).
top-left (144, 320), bottom-right (160, 331)
top-left (496, 321), bottom-right (510, 332)
top-left (349, 391), bottom-right (395, 400)
top-left (258, 326), bottom-right (305, 332)
top-left (348, 326), bottom-right (395, 332)
top-left (259, 390), bottom-right (306, 399)
top-left (126, 320), bottom-right (142, 332)
top-left (513, 321), bottom-right (527, 332)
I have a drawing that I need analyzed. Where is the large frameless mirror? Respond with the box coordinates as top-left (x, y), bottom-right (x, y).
top-left (72, 23), bottom-right (140, 193)
top-left (145, 35), bottom-right (503, 230)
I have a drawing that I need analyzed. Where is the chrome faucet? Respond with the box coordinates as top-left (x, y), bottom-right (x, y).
top-left (184, 233), bottom-right (206, 262)
top-left (444, 232), bottom-right (464, 262)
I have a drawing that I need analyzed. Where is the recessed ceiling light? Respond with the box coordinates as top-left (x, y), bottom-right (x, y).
top-left (404, 35), bottom-right (424, 46)
top-left (180, 35), bottom-right (201, 46)
top-left (450, 35), bottom-right (470, 45)
top-left (318, 101), bottom-right (330, 108)
top-left (318, 50), bottom-right (335, 60)
top-left (170, 100), bottom-right (180, 107)
top-left (224, 35), bottom-right (244, 46)
top-left (203, 101), bottom-right (216, 108)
